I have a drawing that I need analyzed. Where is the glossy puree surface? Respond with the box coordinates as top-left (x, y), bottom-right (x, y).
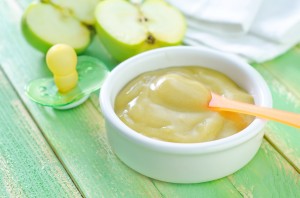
top-left (115, 66), bottom-right (254, 143)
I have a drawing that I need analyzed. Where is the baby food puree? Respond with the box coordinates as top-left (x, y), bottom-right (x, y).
top-left (115, 66), bottom-right (254, 143)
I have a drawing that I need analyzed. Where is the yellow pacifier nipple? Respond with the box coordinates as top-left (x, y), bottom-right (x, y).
top-left (46, 44), bottom-right (78, 93)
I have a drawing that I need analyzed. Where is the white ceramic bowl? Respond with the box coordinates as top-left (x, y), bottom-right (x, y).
top-left (99, 46), bottom-right (272, 183)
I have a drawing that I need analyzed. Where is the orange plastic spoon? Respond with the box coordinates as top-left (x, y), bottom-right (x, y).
top-left (209, 93), bottom-right (300, 128)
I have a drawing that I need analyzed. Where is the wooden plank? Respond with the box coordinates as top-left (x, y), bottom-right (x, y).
top-left (88, 68), bottom-right (300, 197)
top-left (151, 139), bottom-right (300, 198)
top-left (252, 48), bottom-right (300, 170)
top-left (1, 0), bottom-right (242, 197)
top-left (68, 54), bottom-right (300, 197)
top-left (0, 1), bottom-right (162, 197)
top-left (3, 0), bottom-right (300, 197)
top-left (0, 69), bottom-right (81, 197)
top-left (150, 177), bottom-right (241, 198)
top-left (89, 91), bottom-right (300, 197)
top-left (228, 139), bottom-right (300, 197)
top-left (83, 5), bottom-right (300, 197)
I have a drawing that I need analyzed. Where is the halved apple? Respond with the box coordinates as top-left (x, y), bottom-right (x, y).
top-left (21, 2), bottom-right (95, 53)
top-left (50, 0), bottom-right (100, 25)
top-left (94, 0), bottom-right (186, 61)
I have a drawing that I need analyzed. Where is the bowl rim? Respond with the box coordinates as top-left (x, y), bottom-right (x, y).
top-left (100, 46), bottom-right (272, 154)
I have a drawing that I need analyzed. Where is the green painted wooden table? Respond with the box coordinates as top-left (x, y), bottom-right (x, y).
top-left (1, 1), bottom-right (299, 197)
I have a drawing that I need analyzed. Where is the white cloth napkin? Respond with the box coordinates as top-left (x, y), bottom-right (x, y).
top-left (169, 0), bottom-right (262, 35)
top-left (167, 0), bottom-right (300, 63)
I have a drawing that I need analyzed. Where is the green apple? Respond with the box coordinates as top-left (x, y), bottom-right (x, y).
top-left (50, 0), bottom-right (100, 25)
top-left (21, 0), bottom-right (99, 54)
top-left (94, 0), bottom-right (186, 61)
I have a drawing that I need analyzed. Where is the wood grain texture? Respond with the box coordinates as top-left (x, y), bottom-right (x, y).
top-left (1, 0), bottom-right (241, 197)
top-left (88, 79), bottom-right (300, 198)
top-left (253, 49), bottom-right (300, 170)
top-left (153, 140), bottom-right (300, 198)
top-left (1, 0), bottom-right (300, 197)
top-left (228, 139), bottom-right (300, 198)
top-left (150, 178), bottom-right (242, 198)
top-left (0, 69), bottom-right (81, 197)
top-left (90, 91), bottom-right (300, 197)
top-left (0, 1), bottom-right (162, 197)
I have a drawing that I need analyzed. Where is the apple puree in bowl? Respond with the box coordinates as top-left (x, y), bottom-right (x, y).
top-left (114, 66), bottom-right (254, 143)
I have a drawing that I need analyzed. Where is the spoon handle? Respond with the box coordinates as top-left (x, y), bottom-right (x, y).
top-left (209, 93), bottom-right (300, 128)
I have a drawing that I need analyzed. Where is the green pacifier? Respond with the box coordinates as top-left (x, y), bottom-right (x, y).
top-left (26, 44), bottom-right (109, 109)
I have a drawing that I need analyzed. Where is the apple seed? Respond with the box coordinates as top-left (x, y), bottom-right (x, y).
top-left (146, 34), bottom-right (155, 44)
